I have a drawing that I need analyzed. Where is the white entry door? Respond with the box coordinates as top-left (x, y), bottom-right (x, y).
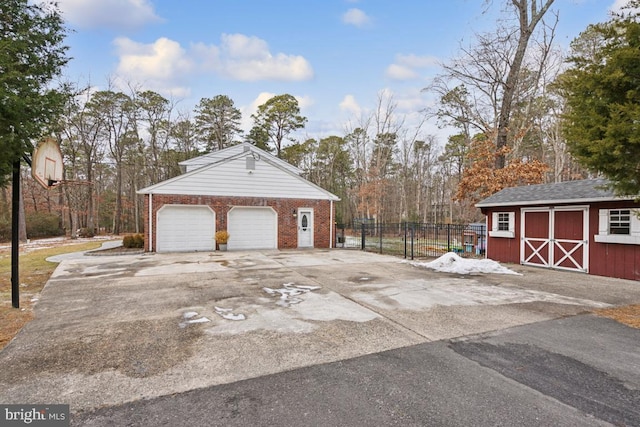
top-left (297, 209), bottom-right (313, 248)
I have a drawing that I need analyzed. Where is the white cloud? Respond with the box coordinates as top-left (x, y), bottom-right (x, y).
top-left (396, 54), bottom-right (439, 69)
top-left (296, 95), bottom-right (315, 110)
top-left (386, 64), bottom-right (418, 80)
top-left (195, 34), bottom-right (314, 81)
top-left (386, 53), bottom-right (439, 81)
top-left (342, 8), bottom-right (371, 28)
top-left (58, 0), bottom-right (162, 30)
top-left (111, 33), bottom-right (314, 98)
top-left (114, 37), bottom-right (194, 97)
top-left (382, 87), bottom-right (430, 113)
top-left (339, 95), bottom-right (362, 116)
top-left (610, 0), bottom-right (640, 13)
top-left (251, 92), bottom-right (277, 111)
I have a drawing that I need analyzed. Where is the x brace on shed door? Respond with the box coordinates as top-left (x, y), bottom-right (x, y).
top-left (521, 206), bottom-right (589, 273)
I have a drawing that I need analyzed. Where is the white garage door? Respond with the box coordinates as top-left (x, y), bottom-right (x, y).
top-left (227, 207), bottom-right (277, 250)
top-left (156, 205), bottom-right (215, 252)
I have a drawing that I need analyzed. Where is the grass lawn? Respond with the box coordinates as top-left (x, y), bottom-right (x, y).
top-left (594, 304), bottom-right (640, 329)
top-left (0, 241), bottom-right (106, 349)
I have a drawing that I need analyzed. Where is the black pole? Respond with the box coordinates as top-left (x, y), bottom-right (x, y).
top-left (11, 159), bottom-right (20, 308)
top-left (361, 222), bottom-right (365, 250)
top-left (411, 224), bottom-right (415, 260)
top-left (404, 222), bottom-right (407, 259)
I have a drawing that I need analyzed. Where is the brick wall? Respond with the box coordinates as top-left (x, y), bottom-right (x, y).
top-left (143, 194), bottom-right (334, 252)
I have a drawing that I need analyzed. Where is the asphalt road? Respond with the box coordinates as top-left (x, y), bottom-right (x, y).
top-left (73, 314), bottom-right (639, 427)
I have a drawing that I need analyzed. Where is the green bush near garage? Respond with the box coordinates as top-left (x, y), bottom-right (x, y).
top-left (123, 233), bottom-right (145, 248)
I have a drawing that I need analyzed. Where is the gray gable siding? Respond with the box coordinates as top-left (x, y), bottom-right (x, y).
top-left (475, 178), bottom-right (629, 208)
top-left (179, 143), bottom-right (302, 175)
top-left (139, 150), bottom-right (339, 201)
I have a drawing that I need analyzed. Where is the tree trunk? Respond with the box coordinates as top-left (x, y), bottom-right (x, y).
top-left (495, 0), bottom-right (555, 169)
top-left (86, 164), bottom-right (94, 232)
top-left (113, 166), bottom-right (122, 235)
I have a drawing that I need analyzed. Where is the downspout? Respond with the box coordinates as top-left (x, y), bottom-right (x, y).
top-left (329, 200), bottom-right (334, 248)
top-left (149, 193), bottom-right (153, 252)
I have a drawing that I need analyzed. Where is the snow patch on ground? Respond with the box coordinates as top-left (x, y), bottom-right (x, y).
top-left (179, 311), bottom-right (211, 328)
top-left (263, 283), bottom-right (321, 307)
top-left (214, 306), bottom-right (246, 321)
top-left (409, 252), bottom-right (521, 275)
top-left (206, 286), bottom-right (379, 335)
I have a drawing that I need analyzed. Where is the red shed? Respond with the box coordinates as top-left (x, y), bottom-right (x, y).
top-left (476, 179), bottom-right (640, 281)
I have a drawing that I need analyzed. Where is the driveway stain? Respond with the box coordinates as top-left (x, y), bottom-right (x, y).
top-left (1, 319), bottom-right (202, 381)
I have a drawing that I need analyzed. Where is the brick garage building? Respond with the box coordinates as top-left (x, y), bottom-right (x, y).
top-left (138, 144), bottom-right (339, 252)
top-left (476, 179), bottom-right (640, 281)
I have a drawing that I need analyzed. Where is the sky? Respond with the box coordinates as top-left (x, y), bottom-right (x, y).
top-left (58, 0), bottom-right (628, 146)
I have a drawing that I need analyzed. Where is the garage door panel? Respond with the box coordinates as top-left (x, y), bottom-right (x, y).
top-left (228, 207), bottom-right (277, 250)
top-left (157, 205), bottom-right (215, 252)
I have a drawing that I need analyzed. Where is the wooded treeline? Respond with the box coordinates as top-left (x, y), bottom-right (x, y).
top-left (9, 0), bottom-right (640, 240)
top-left (0, 71), bottom-right (585, 240)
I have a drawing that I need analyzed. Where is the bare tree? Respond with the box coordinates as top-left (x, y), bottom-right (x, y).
top-left (430, 0), bottom-right (557, 169)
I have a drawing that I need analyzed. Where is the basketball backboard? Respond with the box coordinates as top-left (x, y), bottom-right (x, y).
top-left (32, 138), bottom-right (63, 189)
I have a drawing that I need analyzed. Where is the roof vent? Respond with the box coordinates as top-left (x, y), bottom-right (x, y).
top-left (246, 155), bottom-right (255, 170)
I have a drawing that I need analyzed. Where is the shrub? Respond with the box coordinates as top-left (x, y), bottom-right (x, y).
top-left (122, 235), bottom-right (134, 248)
top-left (133, 233), bottom-right (144, 248)
top-left (215, 230), bottom-right (229, 244)
top-left (79, 227), bottom-right (95, 238)
top-left (26, 212), bottom-right (63, 238)
top-left (123, 233), bottom-right (144, 248)
top-left (0, 217), bottom-right (10, 242)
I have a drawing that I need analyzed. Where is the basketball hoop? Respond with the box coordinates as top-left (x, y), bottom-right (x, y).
top-left (32, 137), bottom-right (63, 189)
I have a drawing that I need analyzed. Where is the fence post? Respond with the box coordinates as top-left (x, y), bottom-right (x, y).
top-left (447, 223), bottom-right (451, 252)
top-left (404, 222), bottom-right (407, 259)
top-left (361, 222), bottom-right (365, 250)
top-left (379, 223), bottom-right (383, 254)
top-left (410, 223), bottom-right (415, 260)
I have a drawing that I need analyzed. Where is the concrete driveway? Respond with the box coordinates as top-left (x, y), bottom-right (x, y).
top-left (0, 249), bottom-right (639, 414)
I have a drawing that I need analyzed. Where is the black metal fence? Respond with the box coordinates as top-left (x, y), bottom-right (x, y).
top-left (336, 222), bottom-right (487, 260)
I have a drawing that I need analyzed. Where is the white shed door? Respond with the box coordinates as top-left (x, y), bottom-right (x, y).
top-left (227, 207), bottom-right (277, 250)
top-left (156, 205), bottom-right (215, 252)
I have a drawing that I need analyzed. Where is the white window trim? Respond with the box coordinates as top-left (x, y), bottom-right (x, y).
top-left (595, 208), bottom-right (640, 245)
top-left (489, 211), bottom-right (515, 238)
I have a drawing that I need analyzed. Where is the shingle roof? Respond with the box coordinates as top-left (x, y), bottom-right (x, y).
top-left (475, 178), bottom-right (631, 208)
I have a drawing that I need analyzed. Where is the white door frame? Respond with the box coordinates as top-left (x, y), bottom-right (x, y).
top-left (520, 207), bottom-right (551, 267)
top-left (297, 208), bottom-right (314, 248)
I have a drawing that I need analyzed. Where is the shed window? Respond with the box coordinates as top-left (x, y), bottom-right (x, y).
top-left (489, 211), bottom-right (515, 238)
top-left (595, 208), bottom-right (640, 245)
top-left (497, 213), bottom-right (510, 231)
top-left (609, 209), bottom-right (630, 235)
